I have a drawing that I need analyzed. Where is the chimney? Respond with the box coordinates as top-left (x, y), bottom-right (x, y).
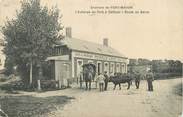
top-left (103, 38), bottom-right (108, 46)
top-left (65, 27), bottom-right (72, 38)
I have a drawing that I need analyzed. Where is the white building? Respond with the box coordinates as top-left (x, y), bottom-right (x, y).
top-left (47, 27), bottom-right (128, 86)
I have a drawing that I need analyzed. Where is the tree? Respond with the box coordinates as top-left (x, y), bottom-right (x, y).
top-left (138, 58), bottom-right (151, 65)
top-left (128, 59), bottom-right (138, 65)
top-left (1, 0), bottom-right (62, 85)
top-left (4, 57), bottom-right (15, 75)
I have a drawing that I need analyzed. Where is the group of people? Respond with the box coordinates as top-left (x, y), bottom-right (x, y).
top-left (95, 71), bottom-right (109, 92)
top-left (131, 70), bottom-right (154, 91)
top-left (78, 70), bottom-right (154, 92)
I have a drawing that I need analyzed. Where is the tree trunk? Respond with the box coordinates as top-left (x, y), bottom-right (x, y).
top-left (37, 79), bottom-right (41, 91)
top-left (30, 60), bottom-right (33, 85)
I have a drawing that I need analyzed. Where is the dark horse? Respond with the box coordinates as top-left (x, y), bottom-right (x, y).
top-left (109, 73), bottom-right (132, 90)
top-left (82, 63), bottom-right (96, 90)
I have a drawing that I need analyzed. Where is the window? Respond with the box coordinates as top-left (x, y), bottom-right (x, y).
top-left (121, 63), bottom-right (126, 73)
top-left (55, 47), bottom-right (60, 55)
top-left (116, 63), bottom-right (120, 73)
top-left (97, 61), bottom-right (102, 75)
top-left (58, 48), bottom-right (61, 54)
top-left (54, 46), bottom-right (69, 55)
top-left (104, 62), bottom-right (109, 74)
top-left (55, 48), bottom-right (57, 55)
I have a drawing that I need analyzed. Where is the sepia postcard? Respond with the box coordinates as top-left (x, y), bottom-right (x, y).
top-left (0, 0), bottom-right (182, 117)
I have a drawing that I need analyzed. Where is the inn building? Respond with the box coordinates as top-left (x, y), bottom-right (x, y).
top-left (47, 27), bottom-right (128, 86)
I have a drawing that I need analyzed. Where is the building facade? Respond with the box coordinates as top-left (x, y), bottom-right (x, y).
top-left (47, 28), bottom-right (128, 86)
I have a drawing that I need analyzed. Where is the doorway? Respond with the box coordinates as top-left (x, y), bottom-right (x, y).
top-left (97, 61), bottom-right (102, 75)
top-left (76, 59), bottom-right (83, 77)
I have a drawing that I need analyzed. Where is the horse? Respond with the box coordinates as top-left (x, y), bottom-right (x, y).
top-left (82, 63), bottom-right (96, 90)
top-left (109, 73), bottom-right (132, 90)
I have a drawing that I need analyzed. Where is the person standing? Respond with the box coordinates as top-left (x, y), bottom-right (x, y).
top-left (146, 70), bottom-right (154, 91)
top-left (104, 71), bottom-right (109, 91)
top-left (94, 73), bottom-right (98, 89)
top-left (96, 73), bottom-right (105, 92)
top-left (78, 71), bottom-right (83, 89)
top-left (135, 72), bottom-right (141, 89)
top-left (127, 71), bottom-right (132, 85)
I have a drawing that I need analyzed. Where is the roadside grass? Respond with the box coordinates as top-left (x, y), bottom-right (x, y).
top-left (0, 95), bottom-right (74, 117)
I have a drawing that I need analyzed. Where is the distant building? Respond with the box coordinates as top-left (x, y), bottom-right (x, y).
top-left (47, 27), bottom-right (128, 86)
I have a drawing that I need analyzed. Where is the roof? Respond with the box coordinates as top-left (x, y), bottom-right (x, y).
top-left (56, 37), bottom-right (127, 58)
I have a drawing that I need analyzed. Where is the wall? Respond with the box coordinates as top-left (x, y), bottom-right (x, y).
top-left (51, 46), bottom-right (128, 80)
top-left (53, 45), bottom-right (70, 56)
top-left (55, 60), bottom-right (71, 87)
top-left (73, 56), bottom-right (127, 78)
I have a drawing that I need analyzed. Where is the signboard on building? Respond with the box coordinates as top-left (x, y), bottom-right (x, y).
top-left (72, 51), bottom-right (127, 63)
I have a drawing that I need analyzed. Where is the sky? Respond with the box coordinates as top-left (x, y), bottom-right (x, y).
top-left (0, 0), bottom-right (183, 62)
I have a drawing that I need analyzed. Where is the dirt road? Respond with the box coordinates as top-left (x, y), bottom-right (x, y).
top-left (40, 78), bottom-right (182, 117)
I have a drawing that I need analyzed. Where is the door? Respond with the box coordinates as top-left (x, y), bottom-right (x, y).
top-left (63, 63), bottom-right (70, 79)
top-left (97, 61), bottom-right (102, 75)
top-left (76, 59), bottom-right (83, 77)
top-left (61, 63), bottom-right (70, 86)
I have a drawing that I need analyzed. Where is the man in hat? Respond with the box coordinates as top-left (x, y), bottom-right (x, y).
top-left (96, 73), bottom-right (105, 92)
top-left (146, 70), bottom-right (154, 91)
top-left (135, 71), bottom-right (141, 89)
top-left (79, 71), bottom-right (83, 88)
top-left (104, 71), bottom-right (109, 91)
